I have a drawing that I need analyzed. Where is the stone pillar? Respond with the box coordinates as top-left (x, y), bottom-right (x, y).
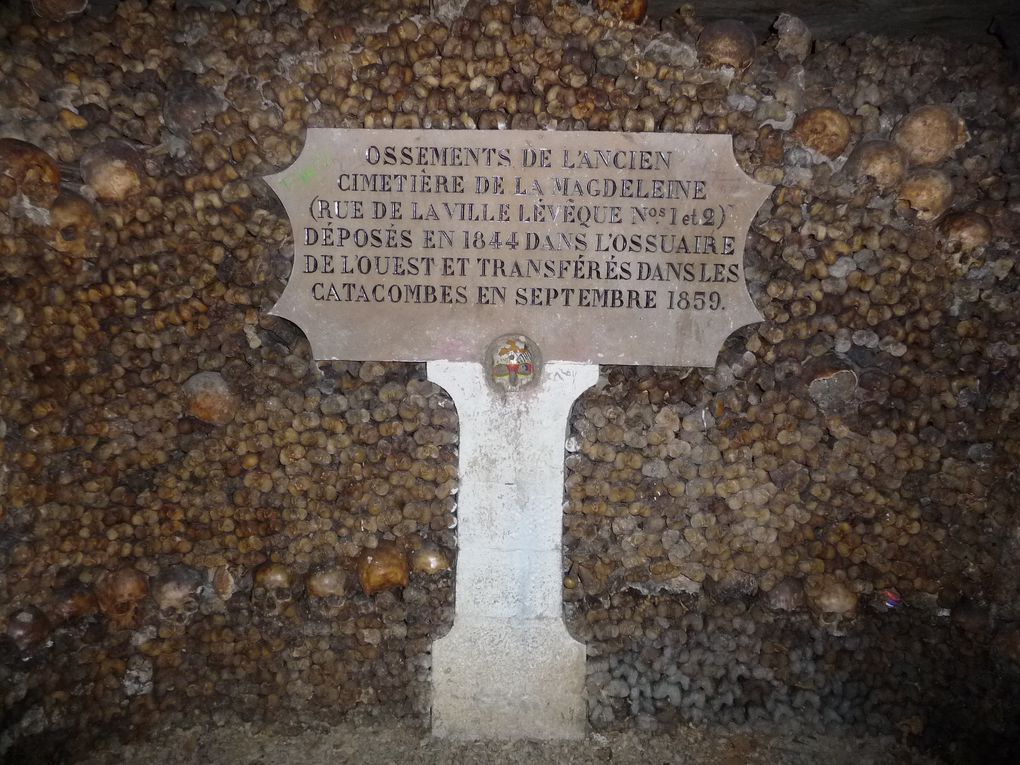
top-left (427, 360), bottom-right (598, 740)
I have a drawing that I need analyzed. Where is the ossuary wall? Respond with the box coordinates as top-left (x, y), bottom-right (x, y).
top-left (1, 1), bottom-right (1019, 762)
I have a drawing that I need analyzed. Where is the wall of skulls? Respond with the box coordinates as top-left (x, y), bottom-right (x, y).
top-left (1, 0), bottom-right (1018, 762)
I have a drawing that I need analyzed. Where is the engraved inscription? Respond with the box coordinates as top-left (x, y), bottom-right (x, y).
top-left (266, 129), bottom-right (772, 366)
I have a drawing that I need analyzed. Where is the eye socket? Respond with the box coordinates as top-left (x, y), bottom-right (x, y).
top-left (519, 363), bottom-right (534, 375)
top-left (492, 364), bottom-right (510, 378)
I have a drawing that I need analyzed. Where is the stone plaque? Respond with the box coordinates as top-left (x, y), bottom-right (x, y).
top-left (266, 129), bottom-right (770, 367)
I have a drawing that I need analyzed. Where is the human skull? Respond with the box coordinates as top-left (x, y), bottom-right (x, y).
top-left (252, 562), bottom-right (294, 618)
top-left (306, 566), bottom-right (347, 620)
top-left (805, 577), bottom-right (858, 636)
top-left (80, 139), bottom-right (145, 203)
top-left (5, 607), bottom-right (51, 652)
top-left (792, 107), bottom-right (852, 159)
top-left (357, 542), bottom-right (409, 596)
top-left (163, 72), bottom-right (223, 136)
top-left (892, 104), bottom-right (968, 167)
top-left (410, 542), bottom-right (452, 576)
top-left (808, 367), bottom-right (859, 413)
top-left (698, 20), bottom-right (757, 70)
top-left (898, 168), bottom-right (953, 223)
top-left (152, 565), bottom-right (204, 632)
top-left (94, 567), bottom-right (149, 630)
top-left (48, 190), bottom-right (98, 258)
top-left (938, 211), bottom-right (992, 257)
top-left (846, 139), bottom-right (907, 192)
top-left (0, 138), bottom-right (60, 208)
top-left (489, 335), bottom-right (538, 391)
top-left (593, 0), bottom-right (647, 24)
top-left (183, 371), bottom-right (239, 426)
top-left (764, 577), bottom-right (806, 612)
top-left (210, 564), bottom-right (247, 602)
top-left (704, 571), bottom-right (759, 601)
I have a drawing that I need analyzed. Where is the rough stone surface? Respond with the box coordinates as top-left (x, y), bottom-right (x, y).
top-left (78, 718), bottom-right (941, 765)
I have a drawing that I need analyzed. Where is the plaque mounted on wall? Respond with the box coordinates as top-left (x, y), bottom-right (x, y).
top-left (266, 129), bottom-right (771, 368)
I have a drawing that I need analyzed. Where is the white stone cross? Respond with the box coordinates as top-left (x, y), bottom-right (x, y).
top-left (427, 360), bottom-right (598, 739)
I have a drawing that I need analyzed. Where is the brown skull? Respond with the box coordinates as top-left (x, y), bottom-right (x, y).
top-left (183, 371), bottom-right (239, 426)
top-left (938, 211), bottom-right (992, 255)
top-left (792, 107), bottom-right (852, 159)
top-left (357, 542), bottom-right (409, 596)
top-left (698, 20), bottom-right (757, 70)
top-left (892, 104), bottom-right (968, 167)
top-left (846, 139), bottom-right (907, 192)
top-left (210, 564), bottom-right (246, 602)
top-left (593, 0), bottom-right (647, 25)
top-left (48, 190), bottom-right (98, 258)
top-left (252, 562), bottom-right (294, 617)
top-left (0, 138), bottom-right (60, 208)
top-left (898, 168), bottom-right (953, 223)
top-left (95, 567), bottom-right (149, 629)
top-left (410, 542), bottom-right (452, 576)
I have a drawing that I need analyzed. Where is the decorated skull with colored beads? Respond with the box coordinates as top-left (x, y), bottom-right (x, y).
top-left (489, 335), bottom-right (538, 391)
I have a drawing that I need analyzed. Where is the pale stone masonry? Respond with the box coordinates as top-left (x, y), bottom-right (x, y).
top-left (428, 361), bottom-right (599, 739)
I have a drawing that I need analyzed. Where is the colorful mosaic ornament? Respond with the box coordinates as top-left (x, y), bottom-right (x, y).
top-left (489, 334), bottom-right (539, 391)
